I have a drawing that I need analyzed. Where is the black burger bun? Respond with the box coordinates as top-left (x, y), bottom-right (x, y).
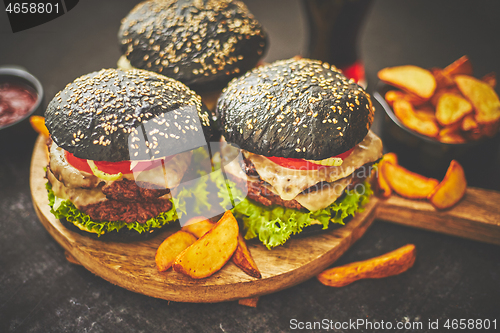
top-left (45, 68), bottom-right (215, 162)
top-left (216, 58), bottom-right (375, 159)
top-left (118, 0), bottom-right (268, 93)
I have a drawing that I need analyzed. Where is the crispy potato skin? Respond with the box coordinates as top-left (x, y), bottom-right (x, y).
top-left (181, 217), bottom-right (215, 238)
top-left (238, 297), bottom-right (259, 307)
top-left (173, 211), bottom-right (239, 279)
top-left (378, 65), bottom-right (436, 99)
top-left (155, 231), bottom-right (197, 272)
top-left (428, 160), bottom-right (467, 209)
top-left (381, 162), bottom-right (439, 199)
top-left (376, 153), bottom-right (398, 198)
top-left (481, 72), bottom-right (497, 88)
top-left (317, 244), bottom-right (416, 287)
top-left (232, 234), bottom-right (262, 278)
top-left (30, 116), bottom-right (50, 137)
top-left (393, 99), bottom-right (440, 138)
top-left (382, 56), bottom-right (500, 142)
top-left (455, 75), bottom-right (500, 124)
top-left (443, 55), bottom-right (473, 77)
top-left (436, 93), bottom-right (472, 126)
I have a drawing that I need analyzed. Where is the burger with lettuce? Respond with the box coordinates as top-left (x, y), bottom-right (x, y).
top-left (44, 68), bottom-right (215, 238)
top-left (216, 58), bottom-right (383, 249)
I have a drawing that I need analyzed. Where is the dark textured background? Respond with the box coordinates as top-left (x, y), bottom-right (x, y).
top-left (1, 1), bottom-right (499, 332)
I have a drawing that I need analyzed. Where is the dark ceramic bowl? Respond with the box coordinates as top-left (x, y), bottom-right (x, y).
top-left (0, 66), bottom-right (44, 149)
top-left (373, 82), bottom-right (500, 179)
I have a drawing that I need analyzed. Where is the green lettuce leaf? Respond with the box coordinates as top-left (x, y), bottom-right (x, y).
top-left (230, 181), bottom-right (374, 249)
top-left (172, 173), bottom-right (212, 216)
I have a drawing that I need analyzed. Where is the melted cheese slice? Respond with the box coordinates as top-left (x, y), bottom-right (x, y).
top-left (255, 177), bottom-right (353, 211)
top-left (243, 131), bottom-right (383, 201)
top-left (47, 170), bottom-right (107, 208)
top-left (126, 151), bottom-right (192, 189)
top-left (223, 154), bottom-right (354, 211)
top-left (294, 177), bottom-right (353, 211)
top-left (50, 144), bottom-right (100, 188)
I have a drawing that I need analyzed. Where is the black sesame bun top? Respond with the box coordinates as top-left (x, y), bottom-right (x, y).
top-left (216, 58), bottom-right (375, 160)
top-left (118, 0), bottom-right (268, 93)
top-left (45, 68), bottom-right (213, 162)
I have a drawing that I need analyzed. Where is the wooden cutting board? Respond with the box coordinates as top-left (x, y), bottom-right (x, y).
top-left (30, 135), bottom-right (500, 303)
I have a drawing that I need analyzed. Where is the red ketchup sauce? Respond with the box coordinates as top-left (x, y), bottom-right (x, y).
top-left (0, 82), bottom-right (37, 128)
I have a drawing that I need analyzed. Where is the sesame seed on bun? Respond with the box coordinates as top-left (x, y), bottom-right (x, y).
top-left (216, 58), bottom-right (375, 160)
top-left (45, 68), bottom-right (213, 162)
top-left (118, 0), bottom-right (268, 93)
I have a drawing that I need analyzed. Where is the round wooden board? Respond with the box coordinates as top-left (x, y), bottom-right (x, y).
top-left (30, 135), bottom-right (378, 303)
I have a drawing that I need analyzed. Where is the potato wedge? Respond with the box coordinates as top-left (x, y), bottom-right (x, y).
top-left (381, 162), bottom-right (439, 199)
top-left (376, 153), bottom-right (398, 198)
top-left (414, 105), bottom-right (437, 122)
top-left (428, 160), bottom-right (467, 209)
top-left (382, 152), bottom-right (398, 165)
top-left (393, 99), bottom-right (439, 137)
top-left (461, 114), bottom-right (478, 132)
top-left (455, 75), bottom-right (500, 124)
top-left (173, 210), bottom-right (239, 279)
top-left (232, 234), bottom-right (262, 278)
top-left (317, 244), bottom-right (416, 287)
top-left (156, 231), bottom-right (197, 272)
top-left (431, 67), bottom-right (455, 89)
top-left (29, 115), bottom-right (50, 137)
top-left (181, 216), bottom-right (215, 238)
top-left (438, 126), bottom-right (466, 144)
top-left (436, 92), bottom-right (472, 126)
top-left (384, 90), bottom-right (425, 107)
top-left (481, 72), bottom-right (497, 88)
top-left (378, 65), bottom-right (436, 99)
top-left (430, 87), bottom-right (460, 107)
top-left (442, 55), bottom-right (473, 76)
top-left (238, 297), bottom-right (259, 307)
top-left (461, 114), bottom-right (482, 140)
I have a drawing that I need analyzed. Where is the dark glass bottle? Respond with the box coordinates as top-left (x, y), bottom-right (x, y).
top-left (302, 0), bottom-right (373, 84)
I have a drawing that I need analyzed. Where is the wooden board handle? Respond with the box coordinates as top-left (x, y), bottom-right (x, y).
top-left (375, 187), bottom-right (500, 245)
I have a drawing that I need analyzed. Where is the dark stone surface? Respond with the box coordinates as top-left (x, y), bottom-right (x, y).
top-left (1, 1), bottom-right (499, 332)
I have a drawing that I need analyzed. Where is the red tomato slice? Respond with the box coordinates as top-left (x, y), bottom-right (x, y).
top-left (266, 147), bottom-right (355, 170)
top-left (93, 160), bottom-right (134, 174)
top-left (334, 147), bottom-right (355, 160)
top-left (64, 151), bottom-right (172, 175)
top-left (65, 151), bottom-right (93, 173)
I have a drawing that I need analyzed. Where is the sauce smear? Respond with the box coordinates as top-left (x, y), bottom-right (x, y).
top-left (0, 82), bottom-right (37, 127)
